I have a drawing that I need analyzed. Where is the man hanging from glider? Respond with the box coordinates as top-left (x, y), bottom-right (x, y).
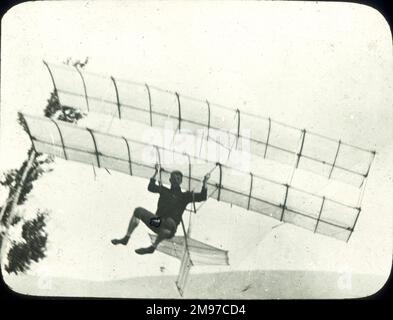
top-left (111, 164), bottom-right (210, 255)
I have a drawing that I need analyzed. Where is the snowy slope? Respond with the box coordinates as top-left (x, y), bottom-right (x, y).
top-left (5, 270), bottom-right (386, 299)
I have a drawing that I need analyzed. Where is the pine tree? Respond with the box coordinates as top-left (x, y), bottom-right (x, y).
top-left (5, 210), bottom-right (49, 274)
top-left (0, 148), bottom-right (53, 225)
top-left (0, 143), bottom-right (52, 274)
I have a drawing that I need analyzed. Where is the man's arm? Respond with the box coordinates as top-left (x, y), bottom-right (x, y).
top-left (191, 173), bottom-right (210, 203)
top-left (148, 164), bottom-right (161, 193)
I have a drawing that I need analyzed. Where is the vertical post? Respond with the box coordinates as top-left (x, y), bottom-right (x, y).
top-left (175, 92), bottom-right (181, 132)
top-left (74, 66), bottom-right (89, 112)
top-left (216, 162), bottom-right (223, 201)
top-left (359, 150), bottom-right (376, 188)
top-left (353, 152), bottom-right (373, 208)
top-left (122, 137), bottom-right (132, 175)
top-left (86, 128), bottom-right (100, 168)
top-left (145, 83), bottom-right (153, 126)
top-left (356, 150), bottom-right (376, 207)
top-left (280, 184), bottom-right (289, 221)
top-left (111, 76), bottom-right (121, 119)
top-left (347, 207), bottom-right (361, 242)
top-left (179, 174), bottom-right (193, 295)
top-left (186, 154), bottom-right (191, 191)
top-left (180, 219), bottom-right (191, 254)
top-left (235, 109), bottom-right (241, 148)
top-left (314, 196), bottom-right (325, 233)
top-left (264, 118), bottom-right (271, 158)
top-left (206, 100), bottom-right (211, 141)
top-left (182, 151), bottom-right (193, 225)
top-left (366, 151), bottom-right (376, 177)
top-left (198, 129), bottom-right (205, 159)
top-left (175, 248), bottom-right (193, 297)
top-left (328, 140), bottom-right (341, 179)
top-left (295, 129), bottom-right (306, 168)
top-left (357, 177), bottom-right (367, 209)
top-left (184, 152), bottom-right (194, 237)
top-left (49, 118), bottom-right (68, 160)
top-left (247, 173), bottom-right (253, 210)
top-left (192, 191), bottom-right (196, 214)
top-left (42, 60), bottom-right (58, 95)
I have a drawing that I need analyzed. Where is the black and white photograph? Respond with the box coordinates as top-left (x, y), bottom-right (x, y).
top-left (0, 0), bottom-right (392, 299)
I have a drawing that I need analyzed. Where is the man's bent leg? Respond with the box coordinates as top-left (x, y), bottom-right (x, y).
top-left (135, 218), bottom-right (176, 255)
top-left (134, 229), bottom-right (173, 255)
top-left (111, 207), bottom-right (153, 245)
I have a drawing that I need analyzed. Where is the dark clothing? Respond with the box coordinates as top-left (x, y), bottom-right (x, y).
top-left (134, 207), bottom-right (177, 238)
top-left (148, 178), bottom-right (207, 226)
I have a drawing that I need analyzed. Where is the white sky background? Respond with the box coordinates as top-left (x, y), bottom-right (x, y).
top-left (1, 1), bottom-right (392, 294)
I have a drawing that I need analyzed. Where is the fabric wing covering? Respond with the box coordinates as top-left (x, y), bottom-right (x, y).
top-left (20, 113), bottom-right (361, 242)
top-left (43, 62), bottom-right (375, 189)
top-left (148, 234), bottom-right (229, 266)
